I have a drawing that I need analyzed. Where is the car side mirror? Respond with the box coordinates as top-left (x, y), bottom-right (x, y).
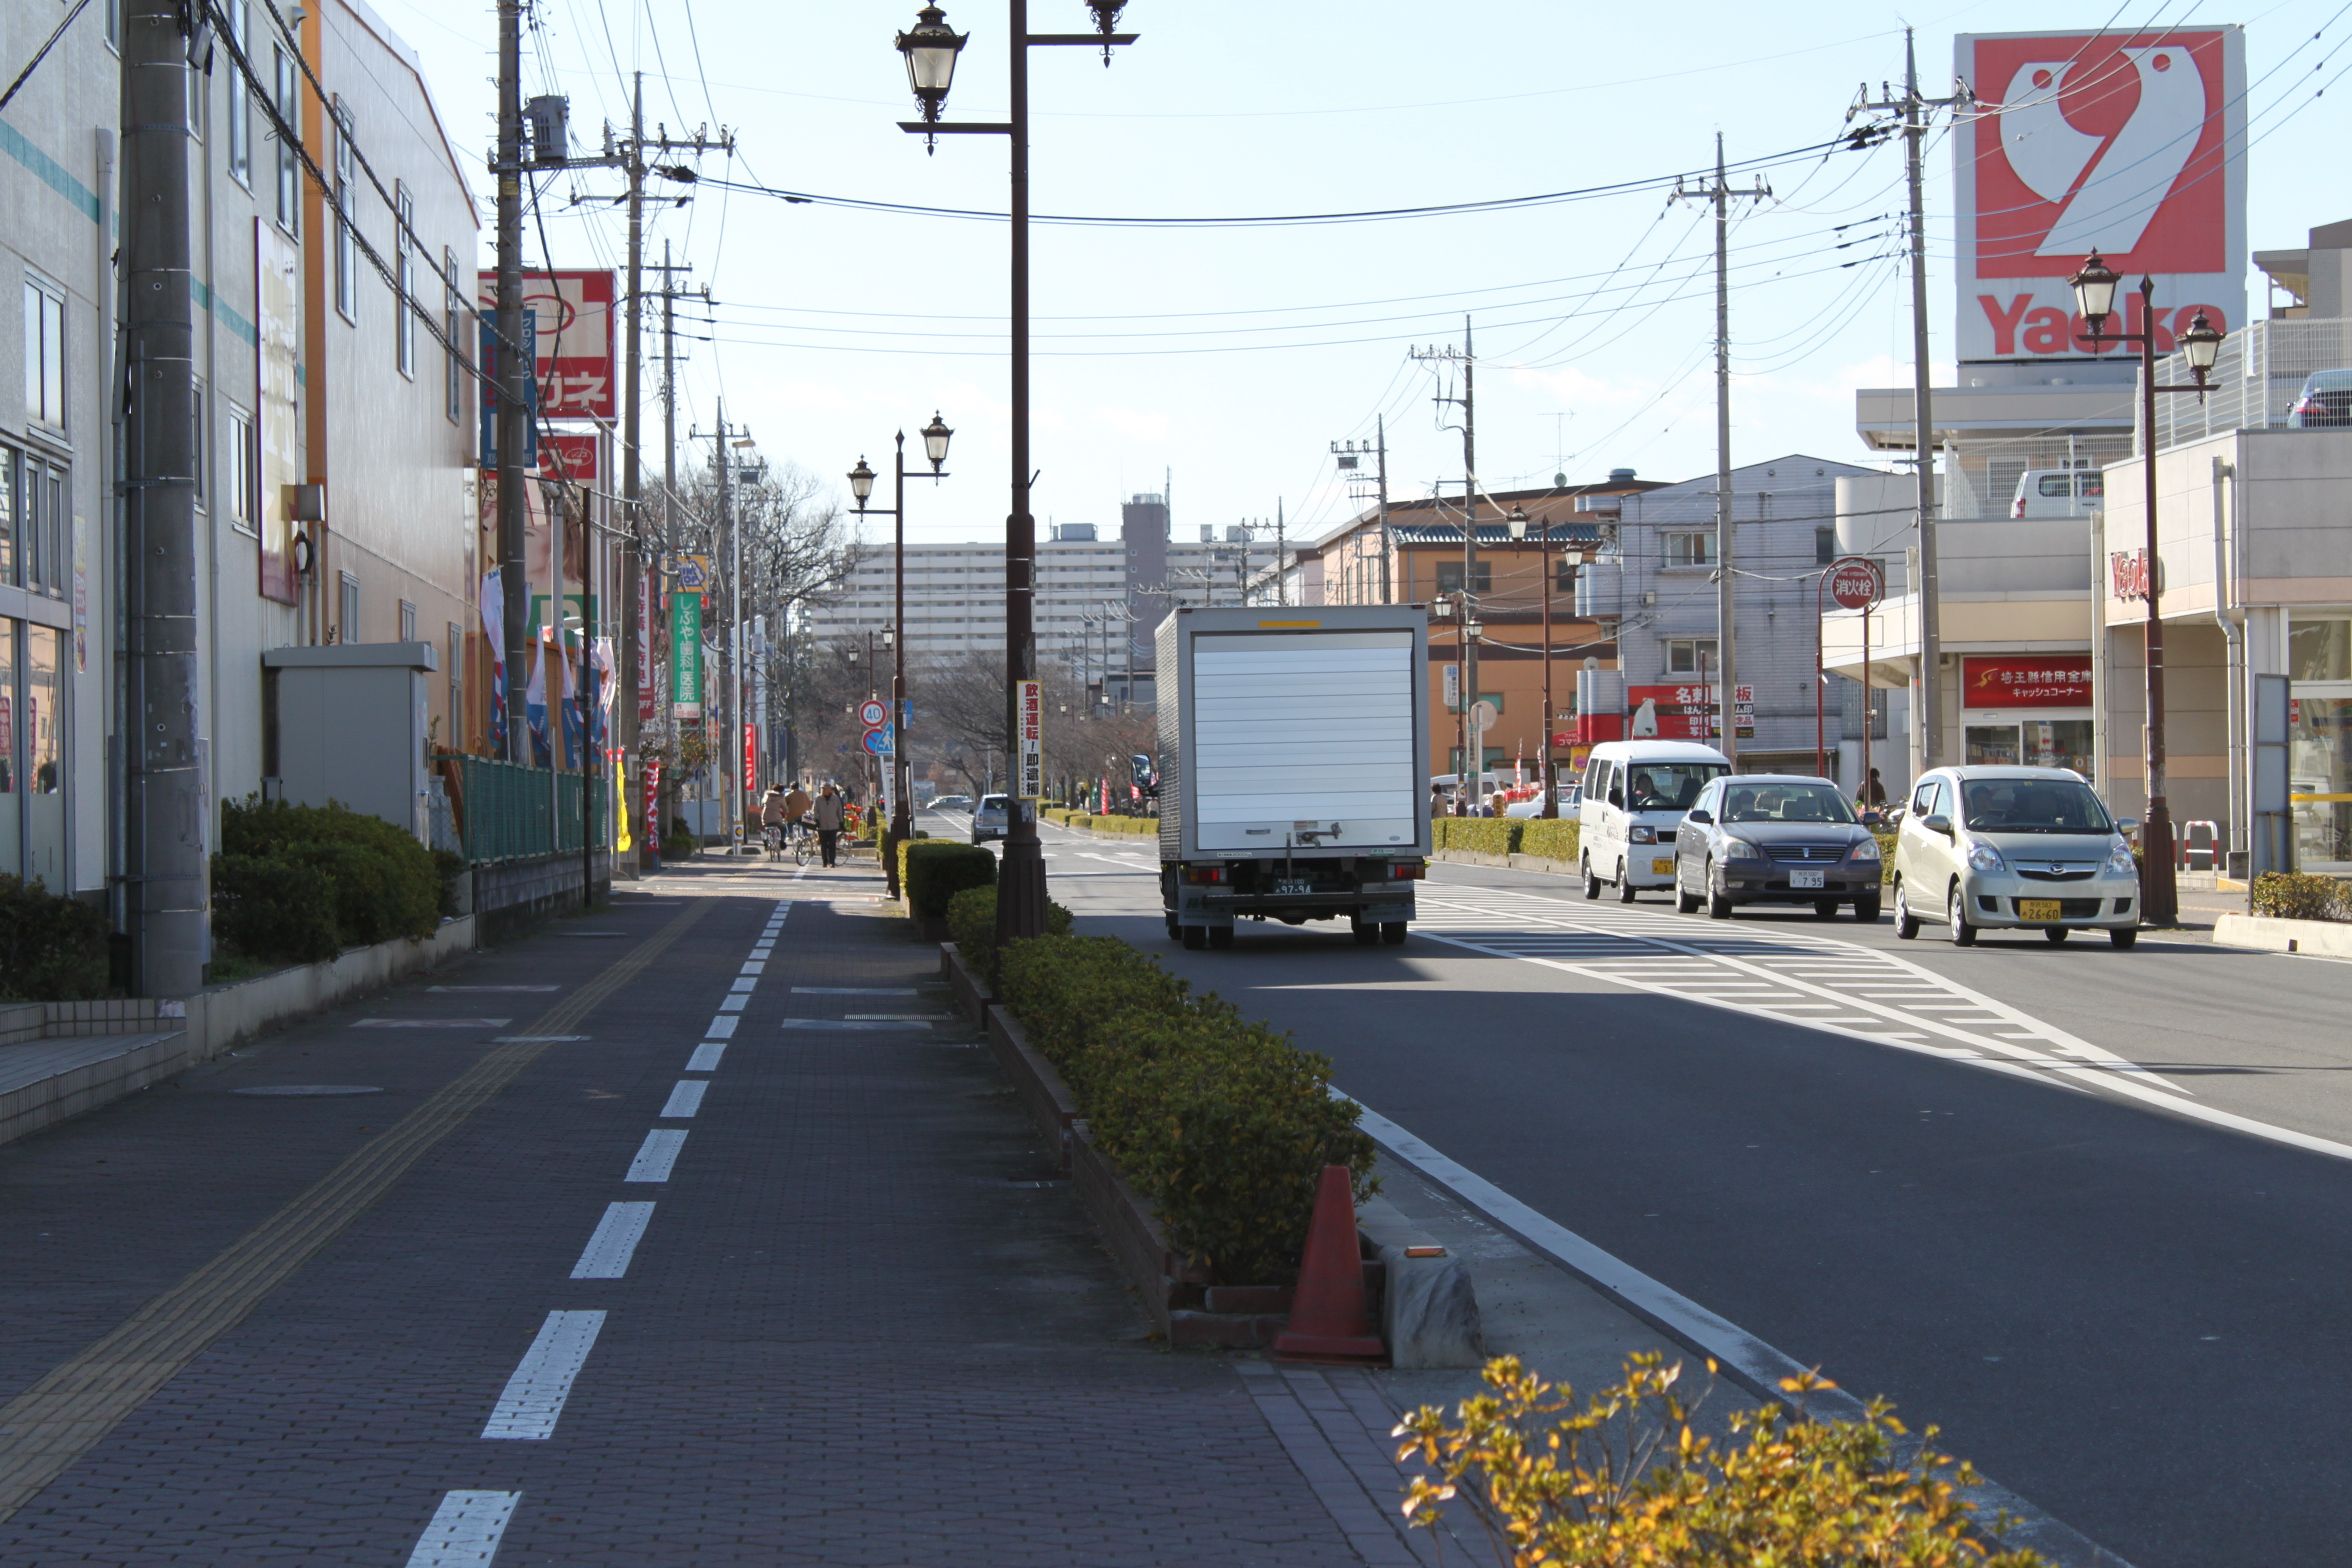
top-left (1607, 788), bottom-right (1624, 808)
top-left (2114, 816), bottom-right (2142, 836)
top-left (1922, 813), bottom-right (1954, 837)
top-left (1686, 807), bottom-right (1713, 825)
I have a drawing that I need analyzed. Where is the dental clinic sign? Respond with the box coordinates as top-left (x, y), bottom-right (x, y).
top-left (1954, 28), bottom-right (2244, 363)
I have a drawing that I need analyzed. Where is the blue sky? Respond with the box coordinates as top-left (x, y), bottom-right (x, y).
top-left (374, 0), bottom-right (2351, 550)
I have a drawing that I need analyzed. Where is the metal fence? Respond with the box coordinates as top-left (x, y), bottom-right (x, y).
top-left (438, 754), bottom-right (591, 864)
top-left (2153, 317), bottom-right (2352, 449)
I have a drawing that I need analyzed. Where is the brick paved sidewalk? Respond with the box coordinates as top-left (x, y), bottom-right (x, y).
top-left (0, 856), bottom-right (1439, 1566)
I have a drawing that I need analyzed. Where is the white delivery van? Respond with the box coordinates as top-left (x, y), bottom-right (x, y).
top-left (1578, 739), bottom-right (1731, 901)
top-left (2010, 468), bottom-right (2103, 518)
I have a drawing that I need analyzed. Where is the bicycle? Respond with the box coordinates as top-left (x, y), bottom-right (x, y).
top-left (790, 820), bottom-right (816, 867)
top-left (762, 823), bottom-right (785, 861)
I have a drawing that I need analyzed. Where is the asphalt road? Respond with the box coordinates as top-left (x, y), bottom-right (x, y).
top-left (1004, 810), bottom-right (2352, 1568)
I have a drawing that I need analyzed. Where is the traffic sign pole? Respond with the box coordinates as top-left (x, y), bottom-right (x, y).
top-left (1817, 556), bottom-right (1886, 791)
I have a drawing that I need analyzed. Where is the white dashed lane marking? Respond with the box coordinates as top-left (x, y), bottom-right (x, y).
top-left (626, 1129), bottom-right (688, 1182)
top-left (659, 1080), bottom-right (708, 1118)
top-left (481, 1311), bottom-right (604, 1440)
top-left (570, 1202), bottom-right (656, 1280)
top-left (406, 1490), bottom-right (521, 1566)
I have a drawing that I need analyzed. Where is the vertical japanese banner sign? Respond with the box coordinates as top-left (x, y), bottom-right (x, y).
top-left (1018, 679), bottom-right (1043, 799)
top-left (613, 749), bottom-right (632, 853)
top-left (255, 220), bottom-right (302, 604)
top-left (479, 568), bottom-right (506, 757)
top-left (742, 723), bottom-right (756, 795)
top-left (637, 572), bottom-right (656, 722)
top-left (671, 592), bottom-right (703, 715)
top-left (643, 758), bottom-right (661, 845)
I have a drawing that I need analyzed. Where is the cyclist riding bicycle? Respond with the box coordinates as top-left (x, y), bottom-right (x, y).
top-left (761, 784), bottom-right (805, 860)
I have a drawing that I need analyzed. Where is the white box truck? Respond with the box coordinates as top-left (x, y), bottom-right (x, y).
top-left (1156, 605), bottom-right (1430, 949)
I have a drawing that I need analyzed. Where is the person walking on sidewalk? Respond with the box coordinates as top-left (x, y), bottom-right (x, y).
top-left (814, 783), bottom-right (846, 867)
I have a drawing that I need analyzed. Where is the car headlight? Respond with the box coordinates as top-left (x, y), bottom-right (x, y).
top-left (1846, 836), bottom-right (1880, 862)
top-left (1630, 825), bottom-right (1657, 844)
top-left (2105, 843), bottom-right (2137, 876)
top-left (1721, 837), bottom-right (1764, 862)
top-left (1966, 842), bottom-right (2007, 874)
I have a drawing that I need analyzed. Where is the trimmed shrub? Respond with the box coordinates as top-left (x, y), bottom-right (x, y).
top-left (1515, 819), bottom-right (1579, 862)
top-left (1872, 827), bottom-right (1898, 884)
top-left (0, 875), bottom-right (111, 1000)
top-left (2254, 871), bottom-right (2352, 922)
top-left (214, 797), bottom-right (439, 962)
top-left (212, 855), bottom-right (341, 966)
top-left (903, 840), bottom-right (996, 920)
top-left (432, 849), bottom-right (468, 919)
top-left (997, 933), bottom-right (1375, 1283)
top-left (1435, 818), bottom-right (1519, 855)
top-left (945, 883), bottom-right (1072, 989)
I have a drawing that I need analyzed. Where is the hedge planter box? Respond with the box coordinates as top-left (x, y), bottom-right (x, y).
top-left (984, 1002), bottom-right (1080, 1171)
top-left (939, 942), bottom-right (993, 1030)
top-left (913, 913), bottom-right (950, 944)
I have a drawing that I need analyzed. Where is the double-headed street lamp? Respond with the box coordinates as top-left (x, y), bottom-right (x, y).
top-left (2067, 251), bottom-right (2223, 929)
top-left (1503, 505), bottom-right (1563, 819)
top-left (893, 0), bottom-right (1139, 943)
top-left (1430, 594), bottom-right (1484, 814)
top-left (849, 413), bottom-right (954, 899)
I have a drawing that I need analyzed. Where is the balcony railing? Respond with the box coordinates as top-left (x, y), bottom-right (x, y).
top-left (2152, 316), bottom-right (2352, 449)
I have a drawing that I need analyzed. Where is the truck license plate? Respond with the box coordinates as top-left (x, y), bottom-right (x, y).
top-left (2019, 898), bottom-right (2062, 922)
top-left (1273, 878), bottom-right (1312, 896)
top-left (1790, 869), bottom-right (1825, 890)
top-left (1649, 857), bottom-right (1674, 876)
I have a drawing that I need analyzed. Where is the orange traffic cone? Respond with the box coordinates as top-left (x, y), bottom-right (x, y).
top-left (1273, 1164), bottom-right (1385, 1361)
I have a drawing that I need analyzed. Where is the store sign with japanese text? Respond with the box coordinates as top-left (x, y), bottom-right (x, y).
top-left (1018, 678), bottom-right (1043, 799)
top-left (538, 431), bottom-right (599, 487)
top-left (1953, 28), bottom-right (2244, 362)
top-left (1961, 655), bottom-right (2093, 709)
top-left (478, 269), bottom-right (617, 418)
top-left (1629, 684), bottom-right (1753, 742)
top-left (671, 591), bottom-right (703, 717)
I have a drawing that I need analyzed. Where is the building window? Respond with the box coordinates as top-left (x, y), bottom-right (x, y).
top-left (191, 378), bottom-right (205, 509)
top-left (226, 3), bottom-right (251, 184)
top-left (442, 248), bottom-right (462, 424)
top-left (394, 184), bottom-right (416, 378)
top-left (0, 446), bottom-right (14, 586)
top-left (338, 571), bottom-right (360, 643)
top-left (1815, 526), bottom-right (1837, 566)
top-left (6, 450), bottom-right (69, 599)
top-left (398, 599), bottom-right (416, 643)
top-left (1665, 637), bottom-right (1719, 678)
top-left (1661, 530), bottom-right (1715, 569)
top-left (448, 622), bottom-right (464, 741)
top-left (1433, 561), bottom-right (1492, 596)
top-left (332, 101), bottom-right (356, 322)
top-left (187, 44), bottom-right (205, 139)
top-left (105, 0), bottom-right (122, 50)
top-left (272, 45), bottom-right (300, 233)
top-left (226, 404), bottom-right (257, 535)
top-left (1554, 555), bottom-right (1576, 594)
top-left (23, 278), bottom-right (65, 432)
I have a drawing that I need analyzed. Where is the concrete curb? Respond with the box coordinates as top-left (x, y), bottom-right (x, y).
top-left (2212, 910), bottom-right (2352, 959)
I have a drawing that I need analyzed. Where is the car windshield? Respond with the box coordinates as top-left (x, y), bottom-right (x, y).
top-left (1620, 763), bottom-right (1727, 810)
top-left (1720, 782), bottom-right (1855, 825)
top-left (1959, 778), bottom-right (2112, 834)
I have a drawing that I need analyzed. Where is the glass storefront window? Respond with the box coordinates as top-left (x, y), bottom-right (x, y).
top-left (2291, 692), bottom-right (2352, 870)
top-left (24, 624), bottom-right (62, 888)
top-left (2289, 619), bottom-right (2352, 682)
top-left (0, 446), bottom-right (15, 586)
top-left (0, 620), bottom-right (16, 878)
top-left (1965, 719), bottom-right (2093, 775)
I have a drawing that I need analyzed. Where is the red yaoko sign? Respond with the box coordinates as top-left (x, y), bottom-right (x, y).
top-left (478, 269), bottom-right (618, 418)
top-left (1953, 28), bottom-right (2245, 362)
top-left (1962, 655), bottom-right (2093, 709)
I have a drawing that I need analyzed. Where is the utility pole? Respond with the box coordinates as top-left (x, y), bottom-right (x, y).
top-left (1860, 32), bottom-right (1970, 783)
top-left (1674, 136), bottom-right (1769, 768)
top-left (1412, 322), bottom-right (1479, 812)
top-left (123, 0), bottom-right (204, 996)
top-left (495, 0), bottom-right (530, 762)
top-left (618, 73), bottom-right (644, 879)
top-left (1330, 418), bottom-right (1392, 604)
top-left (1274, 497), bottom-right (1286, 607)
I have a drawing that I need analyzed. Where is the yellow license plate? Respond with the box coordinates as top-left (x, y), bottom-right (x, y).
top-left (1651, 857), bottom-right (1675, 876)
top-left (2018, 899), bottom-right (2063, 922)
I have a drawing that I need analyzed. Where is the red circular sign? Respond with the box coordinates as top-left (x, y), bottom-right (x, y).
top-left (1828, 557), bottom-right (1883, 611)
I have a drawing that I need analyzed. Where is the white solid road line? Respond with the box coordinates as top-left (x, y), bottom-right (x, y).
top-left (684, 1042), bottom-right (727, 1072)
top-left (793, 986), bottom-right (918, 996)
top-left (626, 1129), bottom-right (688, 1182)
top-left (354, 1018), bottom-right (512, 1029)
top-left (429, 985), bottom-right (560, 993)
top-left (659, 1080), bottom-right (708, 1119)
top-left (778, 1019), bottom-right (928, 1032)
top-left (704, 1016), bottom-right (738, 1040)
top-left (1342, 1097), bottom-right (2127, 1568)
top-left (570, 1202), bottom-right (656, 1280)
top-left (481, 1311), bottom-right (605, 1440)
top-left (406, 1490), bottom-right (522, 1567)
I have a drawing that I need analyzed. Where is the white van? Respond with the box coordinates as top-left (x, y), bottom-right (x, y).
top-left (1578, 740), bottom-right (1731, 901)
top-left (2010, 468), bottom-right (2103, 519)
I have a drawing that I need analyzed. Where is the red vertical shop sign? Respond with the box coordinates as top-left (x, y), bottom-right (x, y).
top-left (743, 723), bottom-right (757, 794)
top-left (636, 572), bottom-right (656, 722)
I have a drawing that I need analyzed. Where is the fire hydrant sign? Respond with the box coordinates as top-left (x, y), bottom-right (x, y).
top-left (1019, 679), bottom-right (1043, 799)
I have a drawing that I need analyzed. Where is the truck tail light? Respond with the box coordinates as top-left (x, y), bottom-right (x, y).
top-left (1182, 865), bottom-right (1228, 885)
top-left (1387, 860), bottom-right (1426, 881)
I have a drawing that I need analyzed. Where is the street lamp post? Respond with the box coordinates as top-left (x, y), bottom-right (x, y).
top-left (2069, 253), bottom-right (2223, 929)
top-left (849, 412), bottom-right (953, 900)
top-left (1504, 506), bottom-right (1560, 818)
top-left (893, 1), bottom-right (1138, 943)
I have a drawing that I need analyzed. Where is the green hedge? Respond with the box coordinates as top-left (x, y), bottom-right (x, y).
top-left (1516, 818), bottom-right (1579, 862)
top-left (212, 797), bottom-right (439, 965)
top-left (944, 882), bottom-right (1073, 989)
top-left (903, 840), bottom-right (997, 920)
top-left (2253, 871), bottom-right (2352, 923)
top-left (998, 934), bottom-right (1374, 1284)
top-left (0, 875), bottom-right (111, 1000)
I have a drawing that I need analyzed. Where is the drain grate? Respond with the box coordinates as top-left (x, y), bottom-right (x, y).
top-left (234, 1085), bottom-right (384, 1097)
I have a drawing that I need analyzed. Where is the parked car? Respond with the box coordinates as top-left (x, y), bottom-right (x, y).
top-left (1578, 739), bottom-right (1731, 901)
top-left (970, 793), bottom-right (1011, 844)
top-left (2011, 467), bottom-right (2103, 518)
top-left (930, 795), bottom-right (972, 813)
top-left (1504, 783), bottom-right (1581, 819)
top-left (2287, 368), bottom-right (2352, 428)
top-left (1889, 766), bottom-right (2142, 948)
top-left (1671, 774), bottom-right (1881, 921)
